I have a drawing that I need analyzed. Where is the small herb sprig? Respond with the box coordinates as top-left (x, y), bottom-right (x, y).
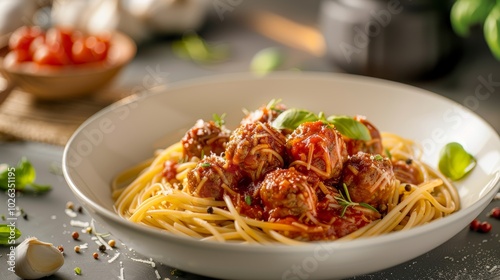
top-left (212, 113), bottom-right (226, 127)
top-left (335, 184), bottom-right (378, 217)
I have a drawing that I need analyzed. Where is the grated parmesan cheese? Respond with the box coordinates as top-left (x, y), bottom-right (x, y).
top-left (65, 209), bottom-right (77, 218)
top-left (130, 258), bottom-right (156, 268)
top-left (108, 252), bottom-right (121, 263)
top-left (70, 220), bottom-right (89, 227)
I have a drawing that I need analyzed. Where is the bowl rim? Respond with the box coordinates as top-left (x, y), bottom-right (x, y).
top-left (62, 71), bottom-right (500, 253)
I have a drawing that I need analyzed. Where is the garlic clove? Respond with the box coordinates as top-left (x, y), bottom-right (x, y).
top-left (15, 237), bottom-right (64, 280)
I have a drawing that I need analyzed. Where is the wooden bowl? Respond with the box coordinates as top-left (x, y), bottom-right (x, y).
top-left (0, 31), bottom-right (136, 102)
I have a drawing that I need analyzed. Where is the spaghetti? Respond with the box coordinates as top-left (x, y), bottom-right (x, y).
top-left (112, 103), bottom-right (459, 245)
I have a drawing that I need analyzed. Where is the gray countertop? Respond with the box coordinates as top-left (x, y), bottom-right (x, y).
top-left (1, 1), bottom-right (500, 279)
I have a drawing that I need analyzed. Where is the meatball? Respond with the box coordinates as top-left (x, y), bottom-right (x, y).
top-left (181, 119), bottom-right (230, 159)
top-left (343, 116), bottom-right (383, 156)
top-left (225, 121), bottom-right (287, 182)
top-left (287, 121), bottom-right (348, 182)
top-left (186, 155), bottom-right (238, 200)
top-left (342, 152), bottom-right (396, 210)
top-left (392, 159), bottom-right (424, 185)
top-left (240, 102), bottom-right (286, 126)
top-left (259, 168), bottom-right (317, 220)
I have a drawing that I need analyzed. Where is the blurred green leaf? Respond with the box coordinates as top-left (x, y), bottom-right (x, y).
top-left (172, 33), bottom-right (229, 64)
top-left (450, 0), bottom-right (495, 37)
top-left (250, 47), bottom-right (283, 75)
top-left (484, 4), bottom-right (500, 59)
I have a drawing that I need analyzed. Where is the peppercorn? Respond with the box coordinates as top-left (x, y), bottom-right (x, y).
top-left (93, 252), bottom-right (99, 259)
top-left (405, 158), bottom-right (413, 165)
top-left (72, 231), bottom-right (79, 240)
top-left (207, 206), bottom-right (214, 214)
top-left (108, 239), bottom-right (116, 248)
top-left (404, 184), bottom-right (411, 192)
top-left (490, 207), bottom-right (500, 219)
top-left (470, 219), bottom-right (481, 231)
top-left (74, 246), bottom-right (80, 253)
top-left (57, 245), bottom-right (64, 252)
top-left (98, 244), bottom-right (106, 252)
top-left (66, 201), bottom-right (74, 210)
top-left (480, 221), bottom-right (492, 233)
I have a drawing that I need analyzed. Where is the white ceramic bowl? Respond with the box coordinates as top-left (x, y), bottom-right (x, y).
top-left (63, 73), bottom-right (500, 280)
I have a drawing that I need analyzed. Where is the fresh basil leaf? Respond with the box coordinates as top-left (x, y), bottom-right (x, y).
top-left (0, 224), bottom-right (21, 245)
top-left (327, 116), bottom-right (371, 141)
top-left (0, 158), bottom-right (52, 193)
top-left (271, 108), bottom-right (318, 131)
top-left (438, 142), bottom-right (476, 181)
top-left (26, 183), bottom-right (52, 193)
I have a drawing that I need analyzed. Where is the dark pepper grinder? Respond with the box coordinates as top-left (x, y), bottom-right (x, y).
top-left (319, 0), bottom-right (460, 81)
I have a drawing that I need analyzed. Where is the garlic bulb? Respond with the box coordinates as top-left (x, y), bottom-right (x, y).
top-left (14, 237), bottom-right (64, 280)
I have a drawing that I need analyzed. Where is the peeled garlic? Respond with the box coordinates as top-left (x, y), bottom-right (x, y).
top-left (14, 237), bottom-right (64, 280)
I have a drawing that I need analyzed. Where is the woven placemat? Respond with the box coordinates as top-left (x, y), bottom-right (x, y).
top-left (0, 89), bottom-right (121, 146)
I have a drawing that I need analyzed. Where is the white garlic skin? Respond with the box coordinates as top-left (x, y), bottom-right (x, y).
top-left (14, 237), bottom-right (65, 280)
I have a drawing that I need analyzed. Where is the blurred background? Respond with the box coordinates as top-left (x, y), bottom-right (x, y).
top-left (0, 0), bottom-right (498, 145)
top-left (1, 1), bottom-right (500, 280)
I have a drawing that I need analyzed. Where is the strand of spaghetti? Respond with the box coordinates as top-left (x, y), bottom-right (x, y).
top-left (201, 232), bottom-right (245, 241)
top-left (420, 191), bottom-right (455, 214)
top-left (377, 179), bottom-right (446, 233)
top-left (421, 162), bottom-right (460, 209)
top-left (146, 216), bottom-right (191, 237)
top-left (129, 195), bottom-right (171, 222)
top-left (142, 190), bottom-right (225, 208)
top-left (410, 200), bottom-right (428, 227)
top-left (223, 195), bottom-right (272, 243)
top-left (362, 186), bottom-right (430, 236)
top-left (173, 222), bottom-right (205, 238)
top-left (211, 204), bottom-right (302, 232)
top-left (192, 217), bottom-right (224, 242)
top-left (150, 142), bottom-right (184, 169)
top-left (234, 220), bottom-right (258, 243)
top-left (402, 208), bottom-right (419, 231)
top-left (139, 183), bottom-right (164, 202)
top-left (115, 164), bottom-right (163, 208)
top-left (146, 209), bottom-right (230, 221)
top-left (264, 229), bottom-right (307, 245)
top-left (421, 200), bottom-right (436, 224)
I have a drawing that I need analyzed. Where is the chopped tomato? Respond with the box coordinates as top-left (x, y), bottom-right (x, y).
top-left (9, 26), bottom-right (43, 52)
top-left (71, 37), bottom-right (96, 64)
top-left (7, 25), bottom-right (110, 67)
top-left (5, 49), bottom-right (31, 63)
top-left (71, 36), bottom-right (109, 64)
top-left (29, 35), bottom-right (45, 57)
top-left (45, 27), bottom-right (78, 57)
top-left (33, 44), bottom-right (71, 66)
